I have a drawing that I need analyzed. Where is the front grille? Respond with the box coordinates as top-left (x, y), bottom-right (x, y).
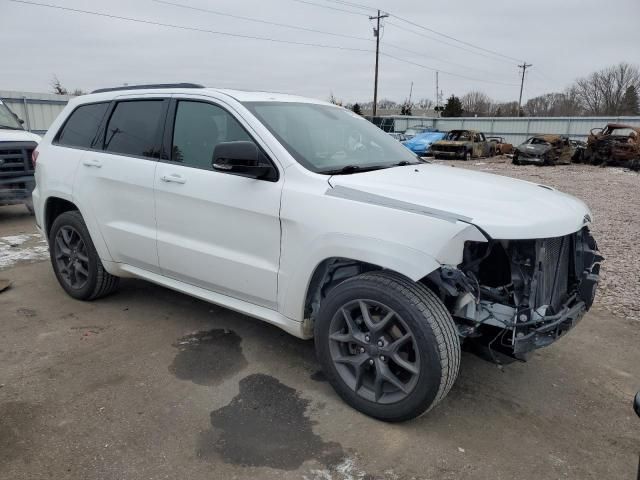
top-left (0, 142), bottom-right (36, 178)
top-left (536, 235), bottom-right (571, 312)
top-left (435, 145), bottom-right (461, 153)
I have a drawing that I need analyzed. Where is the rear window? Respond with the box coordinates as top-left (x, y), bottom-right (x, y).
top-left (57, 102), bottom-right (109, 149)
top-left (103, 100), bottom-right (164, 158)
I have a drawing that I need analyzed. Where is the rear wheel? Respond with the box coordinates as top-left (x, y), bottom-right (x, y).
top-left (462, 150), bottom-right (471, 161)
top-left (49, 210), bottom-right (119, 300)
top-left (315, 271), bottom-right (461, 422)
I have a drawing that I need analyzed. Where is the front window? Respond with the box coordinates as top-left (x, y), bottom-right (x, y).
top-left (0, 100), bottom-right (23, 130)
top-left (243, 102), bottom-right (419, 174)
top-left (445, 131), bottom-right (472, 141)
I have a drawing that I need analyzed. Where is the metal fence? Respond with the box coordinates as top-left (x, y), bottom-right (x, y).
top-left (0, 90), bottom-right (72, 135)
top-left (376, 115), bottom-right (640, 146)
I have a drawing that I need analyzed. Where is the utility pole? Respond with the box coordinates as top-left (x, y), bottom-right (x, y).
top-left (518, 62), bottom-right (532, 117)
top-left (435, 71), bottom-right (439, 112)
top-left (408, 81), bottom-right (413, 105)
top-left (370, 9), bottom-right (388, 117)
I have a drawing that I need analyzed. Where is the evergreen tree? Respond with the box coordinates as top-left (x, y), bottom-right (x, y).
top-left (351, 103), bottom-right (363, 115)
top-left (442, 95), bottom-right (463, 117)
top-left (622, 86), bottom-right (639, 115)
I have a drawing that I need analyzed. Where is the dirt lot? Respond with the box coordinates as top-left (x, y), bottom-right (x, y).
top-left (1, 162), bottom-right (639, 480)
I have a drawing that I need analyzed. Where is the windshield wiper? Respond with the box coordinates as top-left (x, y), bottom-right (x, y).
top-left (322, 164), bottom-right (389, 175)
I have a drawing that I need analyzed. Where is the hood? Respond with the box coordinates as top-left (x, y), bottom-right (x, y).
top-left (516, 143), bottom-right (551, 156)
top-left (434, 140), bottom-right (467, 147)
top-left (328, 163), bottom-right (591, 239)
top-left (0, 129), bottom-right (42, 143)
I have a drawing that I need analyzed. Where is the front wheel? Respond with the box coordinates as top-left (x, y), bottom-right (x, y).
top-left (314, 271), bottom-right (461, 422)
top-left (462, 150), bottom-right (471, 161)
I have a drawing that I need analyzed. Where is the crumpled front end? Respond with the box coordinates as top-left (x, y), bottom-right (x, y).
top-left (430, 227), bottom-right (602, 361)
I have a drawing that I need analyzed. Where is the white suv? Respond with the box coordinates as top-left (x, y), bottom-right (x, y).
top-left (32, 84), bottom-right (602, 421)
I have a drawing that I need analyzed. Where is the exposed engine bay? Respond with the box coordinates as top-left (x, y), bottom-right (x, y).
top-left (432, 227), bottom-right (603, 361)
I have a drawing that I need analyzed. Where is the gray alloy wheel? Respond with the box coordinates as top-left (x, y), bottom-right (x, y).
top-left (328, 299), bottom-right (420, 404)
top-left (53, 225), bottom-right (90, 290)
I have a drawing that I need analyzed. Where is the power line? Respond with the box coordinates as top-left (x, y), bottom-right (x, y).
top-left (290, 0), bottom-right (367, 16)
top-left (381, 52), bottom-right (520, 87)
top-left (323, 0), bottom-right (377, 12)
top-left (153, 0), bottom-right (372, 42)
top-left (8, 0), bottom-right (372, 53)
top-left (387, 13), bottom-right (521, 64)
top-left (385, 20), bottom-right (516, 66)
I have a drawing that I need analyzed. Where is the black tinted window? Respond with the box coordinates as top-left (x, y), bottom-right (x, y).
top-left (57, 103), bottom-right (109, 148)
top-left (171, 101), bottom-right (251, 169)
top-left (104, 100), bottom-right (164, 157)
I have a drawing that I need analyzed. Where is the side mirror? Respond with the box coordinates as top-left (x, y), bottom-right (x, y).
top-left (212, 141), bottom-right (276, 181)
top-left (634, 391), bottom-right (640, 418)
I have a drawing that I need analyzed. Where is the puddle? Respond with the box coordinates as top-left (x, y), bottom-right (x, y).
top-left (197, 373), bottom-right (344, 470)
top-left (168, 329), bottom-right (247, 386)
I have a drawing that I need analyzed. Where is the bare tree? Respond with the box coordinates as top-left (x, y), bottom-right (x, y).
top-left (51, 75), bottom-right (68, 95)
top-left (328, 92), bottom-right (343, 106)
top-left (524, 91), bottom-right (581, 116)
top-left (461, 91), bottom-right (492, 116)
top-left (572, 62), bottom-right (640, 115)
top-left (416, 98), bottom-right (434, 110)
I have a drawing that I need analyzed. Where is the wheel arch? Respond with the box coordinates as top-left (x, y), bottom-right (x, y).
top-left (279, 241), bottom-right (442, 336)
top-left (43, 195), bottom-right (113, 263)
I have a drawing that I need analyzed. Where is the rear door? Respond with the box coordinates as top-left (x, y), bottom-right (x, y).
top-left (154, 97), bottom-right (283, 308)
top-left (73, 97), bottom-right (168, 272)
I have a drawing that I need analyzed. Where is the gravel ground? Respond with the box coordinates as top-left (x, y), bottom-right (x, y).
top-left (441, 156), bottom-right (640, 322)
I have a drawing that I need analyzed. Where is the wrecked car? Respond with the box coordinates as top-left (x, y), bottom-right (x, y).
top-left (486, 136), bottom-right (513, 155)
top-left (0, 99), bottom-right (40, 214)
top-left (513, 134), bottom-right (574, 166)
top-left (33, 84), bottom-right (602, 422)
top-left (432, 129), bottom-right (491, 160)
top-left (402, 131), bottom-right (446, 156)
top-left (583, 124), bottom-right (640, 170)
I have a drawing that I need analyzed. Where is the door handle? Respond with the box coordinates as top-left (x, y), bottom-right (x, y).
top-left (160, 173), bottom-right (186, 184)
top-left (82, 159), bottom-right (102, 168)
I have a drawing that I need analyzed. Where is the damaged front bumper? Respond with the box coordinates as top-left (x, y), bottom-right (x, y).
top-left (437, 227), bottom-right (602, 360)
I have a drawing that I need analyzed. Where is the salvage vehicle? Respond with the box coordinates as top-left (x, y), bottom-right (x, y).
top-left (513, 135), bottom-right (573, 166)
top-left (387, 132), bottom-right (407, 142)
top-left (431, 129), bottom-right (491, 160)
top-left (402, 125), bottom-right (434, 140)
top-left (583, 123), bottom-right (640, 170)
top-left (0, 99), bottom-right (41, 214)
top-left (402, 131), bottom-right (446, 156)
top-left (33, 84), bottom-right (602, 422)
top-left (486, 136), bottom-right (513, 155)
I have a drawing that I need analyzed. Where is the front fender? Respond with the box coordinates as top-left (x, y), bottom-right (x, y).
top-left (278, 233), bottom-right (442, 321)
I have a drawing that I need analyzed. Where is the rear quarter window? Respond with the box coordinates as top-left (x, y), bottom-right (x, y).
top-left (56, 102), bottom-right (110, 149)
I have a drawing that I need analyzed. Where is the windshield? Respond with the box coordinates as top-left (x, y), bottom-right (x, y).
top-left (445, 131), bottom-right (472, 141)
top-left (243, 102), bottom-right (419, 173)
top-left (0, 100), bottom-right (23, 130)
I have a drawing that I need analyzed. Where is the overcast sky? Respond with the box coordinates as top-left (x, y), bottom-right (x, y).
top-left (3, 0), bottom-right (640, 104)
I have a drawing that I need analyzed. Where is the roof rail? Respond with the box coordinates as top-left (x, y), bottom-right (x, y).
top-left (91, 83), bottom-right (205, 94)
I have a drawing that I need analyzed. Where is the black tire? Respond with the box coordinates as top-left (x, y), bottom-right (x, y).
top-left (462, 150), bottom-right (471, 161)
top-left (49, 210), bottom-right (119, 300)
top-left (314, 271), bottom-right (461, 422)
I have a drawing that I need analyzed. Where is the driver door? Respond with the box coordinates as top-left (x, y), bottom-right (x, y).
top-left (154, 97), bottom-right (283, 309)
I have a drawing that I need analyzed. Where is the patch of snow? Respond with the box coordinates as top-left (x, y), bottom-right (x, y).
top-left (0, 233), bottom-right (49, 270)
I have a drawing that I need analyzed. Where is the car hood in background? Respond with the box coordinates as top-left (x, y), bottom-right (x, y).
top-left (516, 143), bottom-right (551, 156)
top-left (328, 163), bottom-right (590, 239)
top-left (0, 129), bottom-right (42, 143)
top-left (403, 134), bottom-right (445, 149)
